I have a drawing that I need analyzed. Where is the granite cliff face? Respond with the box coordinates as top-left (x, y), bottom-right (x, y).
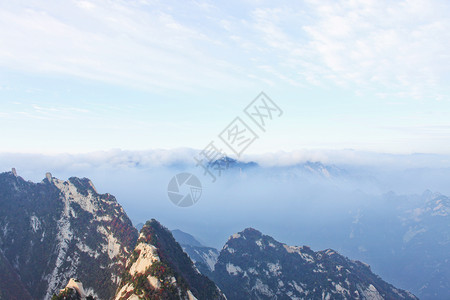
top-left (0, 170), bottom-right (421, 300)
top-left (209, 228), bottom-right (418, 300)
top-left (115, 220), bottom-right (225, 300)
top-left (0, 170), bottom-right (138, 299)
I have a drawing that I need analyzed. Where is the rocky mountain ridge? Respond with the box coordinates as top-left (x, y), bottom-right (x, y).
top-left (0, 170), bottom-right (138, 299)
top-left (209, 228), bottom-right (418, 300)
top-left (115, 220), bottom-right (225, 300)
top-left (0, 170), bottom-right (421, 299)
top-left (171, 229), bottom-right (220, 274)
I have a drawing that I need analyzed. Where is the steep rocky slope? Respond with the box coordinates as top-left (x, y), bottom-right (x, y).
top-left (345, 191), bottom-right (450, 299)
top-left (0, 170), bottom-right (138, 299)
top-left (210, 228), bottom-right (418, 300)
top-left (171, 229), bottom-right (219, 275)
top-left (0, 250), bottom-right (33, 300)
top-left (115, 219), bottom-right (225, 300)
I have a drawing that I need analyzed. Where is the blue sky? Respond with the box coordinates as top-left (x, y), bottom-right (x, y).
top-left (1, 0), bottom-right (450, 154)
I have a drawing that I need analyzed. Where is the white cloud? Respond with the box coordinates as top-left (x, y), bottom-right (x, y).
top-left (299, 0), bottom-right (450, 98)
top-left (0, 0), bottom-right (254, 92)
top-left (221, 0), bottom-right (450, 99)
top-left (2, 148), bottom-right (450, 174)
top-left (0, 0), bottom-right (448, 99)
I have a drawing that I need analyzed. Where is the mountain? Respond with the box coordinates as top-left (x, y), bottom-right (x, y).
top-left (345, 191), bottom-right (450, 299)
top-left (207, 157), bottom-right (348, 180)
top-left (0, 170), bottom-right (138, 299)
top-left (0, 169), bottom-right (433, 300)
top-left (115, 219), bottom-right (225, 300)
top-left (260, 161), bottom-right (352, 184)
top-left (171, 229), bottom-right (220, 274)
top-left (172, 230), bottom-right (204, 248)
top-left (0, 250), bottom-right (33, 300)
top-left (210, 228), bottom-right (418, 300)
top-left (51, 278), bottom-right (95, 300)
top-left (207, 156), bottom-right (258, 171)
top-left (292, 161), bottom-right (347, 178)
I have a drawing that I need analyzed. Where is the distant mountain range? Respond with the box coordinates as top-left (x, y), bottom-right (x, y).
top-left (344, 190), bottom-right (450, 299)
top-left (171, 229), bottom-right (220, 275)
top-left (207, 156), bottom-right (348, 178)
top-left (0, 170), bottom-right (430, 299)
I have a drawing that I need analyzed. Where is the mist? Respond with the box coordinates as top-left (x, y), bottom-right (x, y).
top-left (1, 149), bottom-right (449, 247)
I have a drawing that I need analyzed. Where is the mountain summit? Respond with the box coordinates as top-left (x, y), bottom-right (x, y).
top-left (210, 228), bottom-right (418, 300)
top-left (0, 170), bottom-right (138, 299)
top-left (115, 219), bottom-right (225, 300)
top-left (0, 170), bottom-right (420, 300)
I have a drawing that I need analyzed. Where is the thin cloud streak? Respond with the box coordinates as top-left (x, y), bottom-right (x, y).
top-left (1, 148), bottom-right (450, 171)
top-left (0, 0), bottom-right (448, 98)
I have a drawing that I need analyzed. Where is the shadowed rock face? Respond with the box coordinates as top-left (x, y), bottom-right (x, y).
top-left (210, 228), bottom-right (418, 300)
top-left (0, 169), bottom-right (424, 300)
top-left (0, 171), bottom-right (138, 300)
top-left (115, 219), bottom-right (226, 300)
top-left (0, 250), bottom-right (33, 300)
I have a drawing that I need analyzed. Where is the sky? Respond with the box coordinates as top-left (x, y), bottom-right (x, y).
top-left (1, 0), bottom-right (450, 155)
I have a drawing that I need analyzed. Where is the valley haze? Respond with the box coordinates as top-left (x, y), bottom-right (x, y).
top-left (1, 0), bottom-right (450, 299)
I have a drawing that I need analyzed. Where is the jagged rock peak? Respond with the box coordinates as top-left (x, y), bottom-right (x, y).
top-left (240, 227), bottom-right (262, 237)
top-left (228, 227), bottom-right (262, 241)
top-left (46, 171), bottom-right (53, 182)
top-left (52, 278), bottom-right (98, 300)
top-left (115, 219), bottom-right (225, 300)
top-left (0, 172), bottom-right (138, 300)
top-left (212, 228), bottom-right (418, 300)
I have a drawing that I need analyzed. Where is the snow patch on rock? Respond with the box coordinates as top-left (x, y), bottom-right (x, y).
top-left (44, 190), bottom-right (75, 300)
top-left (252, 278), bottom-right (273, 297)
top-left (359, 284), bottom-right (383, 300)
top-left (267, 262), bottom-right (282, 276)
top-left (53, 179), bottom-right (97, 214)
top-left (283, 245), bottom-right (315, 263)
top-left (99, 226), bottom-right (122, 260)
top-left (226, 263), bottom-right (243, 275)
top-left (256, 239), bottom-right (263, 248)
top-left (202, 249), bottom-right (219, 271)
top-left (30, 215), bottom-right (41, 232)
